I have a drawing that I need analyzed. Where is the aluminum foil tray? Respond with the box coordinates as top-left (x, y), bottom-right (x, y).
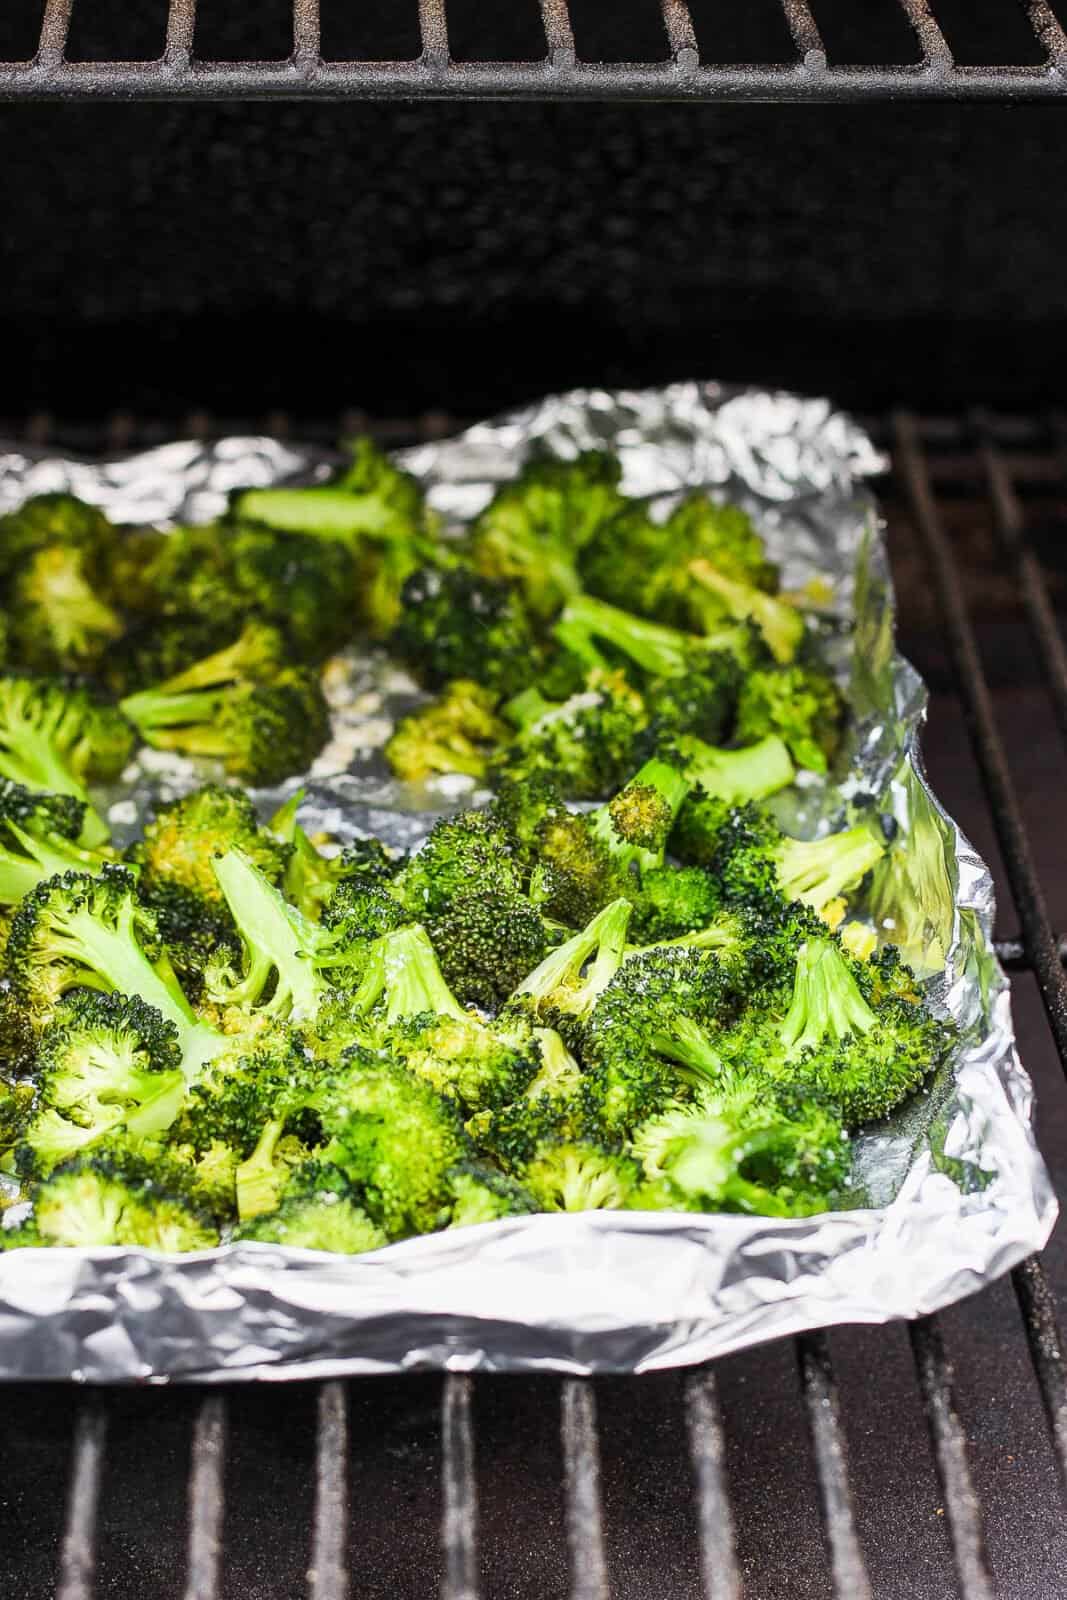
top-left (0, 383), bottom-right (1055, 1382)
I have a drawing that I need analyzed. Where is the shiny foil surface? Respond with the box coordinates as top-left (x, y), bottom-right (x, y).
top-left (0, 384), bottom-right (1054, 1382)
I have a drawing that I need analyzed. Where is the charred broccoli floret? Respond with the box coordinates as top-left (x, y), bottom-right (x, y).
top-left (447, 1158), bottom-right (539, 1227)
top-left (426, 884), bottom-right (548, 1011)
top-left (631, 1071), bottom-right (850, 1217)
top-left (0, 675), bottom-right (134, 847)
top-left (19, 991), bottom-right (186, 1176)
top-left (391, 567), bottom-right (540, 698)
top-left (319, 1053), bottom-right (466, 1238)
top-left (391, 808), bottom-right (523, 919)
top-left (465, 451), bottom-right (625, 619)
top-left (385, 680), bottom-right (509, 784)
top-left (720, 935), bottom-right (954, 1124)
top-left (120, 622), bottom-right (330, 786)
top-left (4, 866), bottom-right (225, 1070)
top-left (353, 925), bottom-right (540, 1112)
top-left (493, 669), bottom-right (647, 801)
top-left (579, 492), bottom-right (777, 632)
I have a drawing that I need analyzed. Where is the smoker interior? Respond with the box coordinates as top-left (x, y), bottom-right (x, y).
top-left (4, 4), bottom-right (1067, 1598)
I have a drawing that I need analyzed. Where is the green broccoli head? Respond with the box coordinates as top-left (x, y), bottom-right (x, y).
top-left (466, 451), bottom-right (624, 620)
top-left (693, 803), bottom-right (886, 921)
top-left (0, 675), bottom-right (135, 846)
top-left (520, 1140), bottom-right (639, 1212)
top-left (734, 665), bottom-right (845, 775)
top-left (578, 491), bottom-right (777, 631)
top-left (427, 883), bottom-right (548, 1012)
top-left (392, 808), bottom-right (523, 920)
top-left (586, 944), bottom-right (737, 1092)
top-left (493, 669), bottom-right (647, 802)
top-left (630, 1070), bottom-right (850, 1217)
top-left (129, 784), bottom-right (292, 931)
top-left (385, 680), bottom-right (509, 785)
top-left (104, 615), bottom-right (238, 697)
top-left (447, 1158), bottom-right (539, 1227)
top-left (235, 1187), bottom-right (388, 1252)
top-left (9, 545), bottom-right (123, 676)
top-left (319, 1054), bottom-right (467, 1238)
top-left (391, 567), bottom-right (540, 698)
top-left (26, 1152), bottom-right (219, 1250)
top-left (0, 493), bottom-right (115, 572)
top-left (628, 864), bottom-right (723, 945)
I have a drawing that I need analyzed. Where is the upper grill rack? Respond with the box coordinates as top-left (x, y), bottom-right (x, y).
top-left (11, 408), bottom-right (1067, 1599)
top-left (2, 0), bottom-right (1067, 101)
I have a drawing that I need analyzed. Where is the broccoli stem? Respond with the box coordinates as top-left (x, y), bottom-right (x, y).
top-left (517, 898), bottom-right (633, 1015)
top-left (687, 559), bottom-right (803, 664)
top-left (235, 1118), bottom-right (287, 1220)
top-left (778, 938), bottom-right (875, 1059)
top-left (504, 687), bottom-right (555, 730)
top-left (212, 849), bottom-right (325, 1018)
top-left (362, 924), bottom-right (469, 1025)
top-left (118, 689), bottom-right (223, 734)
top-left (776, 824), bottom-right (885, 912)
top-left (235, 487), bottom-right (398, 543)
top-left (0, 822), bottom-right (105, 905)
top-left (647, 1015), bottom-right (725, 1084)
top-left (674, 734), bottom-right (795, 803)
top-left (557, 595), bottom-right (703, 678)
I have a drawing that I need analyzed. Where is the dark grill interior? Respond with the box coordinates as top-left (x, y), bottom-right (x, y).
top-left (1, 1), bottom-right (1067, 100)
top-left (1, 410), bottom-right (1066, 1599)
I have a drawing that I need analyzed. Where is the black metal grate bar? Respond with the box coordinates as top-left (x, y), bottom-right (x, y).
top-left (561, 1382), bottom-right (610, 1600)
top-left (55, 1406), bottom-right (106, 1600)
top-left (441, 1375), bottom-right (479, 1600)
top-left (1024, 0), bottom-right (1067, 66)
top-left (419, 0), bottom-right (449, 70)
top-left (779, 0), bottom-right (826, 67)
top-left (796, 1333), bottom-right (873, 1600)
top-left (36, 0), bottom-right (73, 66)
top-left (292, 0), bottom-right (320, 67)
top-left (685, 1371), bottom-right (742, 1600)
top-left (164, 0), bottom-right (195, 66)
top-left (309, 1382), bottom-right (349, 1600)
top-left (909, 1319), bottom-right (995, 1600)
top-left (4, 4), bottom-right (1067, 101)
top-left (896, 0), bottom-right (953, 67)
top-left (660, 1), bottom-right (698, 71)
top-left (183, 1395), bottom-right (226, 1600)
top-left (540, 0), bottom-right (576, 68)
top-left (1012, 1255), bottom-right (1067, 1490)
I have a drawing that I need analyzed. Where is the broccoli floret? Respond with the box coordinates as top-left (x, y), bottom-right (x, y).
top-left (631, 1072), bottom-right (850, 1217)
top-left (734, 666), bottom-right (845, 776)
top-left (520, 1140), bottom-right (639, 1212)
top-left (19, 992), bottom-right (187, 1176)
top-left (643, 659), bottom-right (741, 747)
top-left (466, 1026), bottom-right (585, 1173)
top-left (512, 898), bottom-right (633, 1042)
top-left (868, 804), bottom-right (956, 976)
top-left (391, 567), bottom-right (540, 698)
top-left (579, 492), bottom-right (777, 631)
top-left (493, 669), bottom-right (647, 801)
top-left (320, 872), bottom-right (407, 959)
top-left (555, 594), bottom-right (734, 682)
top-left (0, 781), bottom-right (110, 905)
top-left (709, 807), bottom-right (886, 919)
top-left (4, 866), bottom-right (225, 1071)
top-left (105, 614), bottom-right (238, 697)
top-left (129, 784), bottom-right (292, 936)
top-left (722, 935), bottom-right (954, 1124)
top-left (235, 1190), bottom-right (388, 1252)
top-left (9, 545), bottom-right (123, 676)
top-left (0, 493), bottom-right (115, 573)
top-left (207, 848), bottom-right (338, 1020)
top-left (392, 808), bottom-right (523, 919)
top-left (426, 884), bottom-right (548, 1011)
top-left (688, 558), bottom-right (804, 665)
top-left (385, 680), bottom-right (509, 784)
top-left (0, 676), bottom-right (134, 848)
top-left (672, 734), bottom-right (796, 807)
top-left (27, 1154), bottom-right (218, 1250)
top-left (587, 756), bottom-right (691, 876)
top-left (447, 1158), bottom-right (539, 1227)
top-left (628, 865), bottom-right (722, 944)
top-left (354, 925), bottom-right (540, 1112)
top-left (465, 452), bottom-right (624, 619)
top-left (319, 1053), bottom-right (466, 1237)
top-left (119, 623), bottom-right (330, 787)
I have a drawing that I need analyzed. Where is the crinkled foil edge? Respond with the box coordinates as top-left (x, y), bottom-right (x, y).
top-left (0, 381), bottom-right (1055, 1382)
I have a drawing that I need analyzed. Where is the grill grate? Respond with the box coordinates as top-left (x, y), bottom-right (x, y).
top-left (0, 1), bottom-right (1067, 101)
top-left (1, 409), bottom-right (1066, 1598)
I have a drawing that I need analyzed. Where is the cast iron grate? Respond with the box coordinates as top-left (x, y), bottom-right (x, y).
top-left (1, 409), bottom-right (1066, 1599)
top-left (0, 1), bottom-right (1067, 102)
